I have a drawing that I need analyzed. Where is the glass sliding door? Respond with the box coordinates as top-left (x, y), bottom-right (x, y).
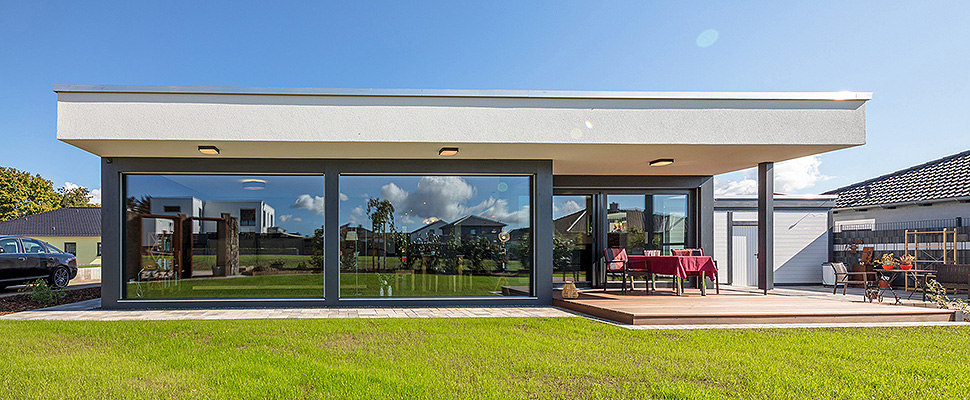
top-left (553, 195), bottom-right (593, 284)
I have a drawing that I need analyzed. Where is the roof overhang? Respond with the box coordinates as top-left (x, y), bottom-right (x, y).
top-left (55, 85), bottom-right (870, 176)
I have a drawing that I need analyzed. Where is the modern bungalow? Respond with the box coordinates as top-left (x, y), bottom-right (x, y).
top-left (54, 85), bottom-right (869, 308)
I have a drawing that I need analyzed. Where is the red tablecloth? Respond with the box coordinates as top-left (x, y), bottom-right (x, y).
top-left (627, 255), bottom-right (718, 281)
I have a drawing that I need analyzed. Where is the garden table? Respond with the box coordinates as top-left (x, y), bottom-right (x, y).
top-left (874, 268), bottom-right (935, 304)
top-left (627, 255), bottom-right (718, 296)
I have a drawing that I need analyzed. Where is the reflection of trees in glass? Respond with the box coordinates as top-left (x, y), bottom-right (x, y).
top-left (627, 228), bottom-right (646, 251)
top-left (366, 198), bottom-right (395, 271)
top-left (552, 234), bottom-right (575, 272)
top-left (310, 225), bottom-right (325, 269)
top-left (512, 233), bottom-right (532, 271)
top-left (126, 196), bottom-right (151, 214)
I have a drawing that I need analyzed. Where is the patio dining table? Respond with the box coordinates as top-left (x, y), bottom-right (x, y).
top-left (627, 255), bottom-right (719, 296)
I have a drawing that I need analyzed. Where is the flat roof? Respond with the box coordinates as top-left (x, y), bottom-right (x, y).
top-left (55, 85), bottom-right (869, 176)
top-left (53, 84), bottom-right (872, 101)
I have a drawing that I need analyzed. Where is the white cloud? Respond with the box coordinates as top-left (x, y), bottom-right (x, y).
top-left (556, 200), bottom-right (583, 216)
top-left (380, 176), bottom-right (476, 222)
top-left (372, 176), bottom-right (529, 226)
top-left (278, 214), bottom-right (302, 223)
top-left (715, 156), bottom-right (831, 196)
top-left (348, 206), bottom-right (367, 226)
top-left (88, 189), bottom-right (102, 205)
top-left (291, 194), bottom-right (326, 216)
top-left (339, 192), bottom-right (349, 201)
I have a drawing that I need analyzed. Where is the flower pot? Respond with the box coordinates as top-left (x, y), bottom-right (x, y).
top-left (899, 264), bottom-right (913, 270)
top-left (882, 264), bottom-right (894, 270)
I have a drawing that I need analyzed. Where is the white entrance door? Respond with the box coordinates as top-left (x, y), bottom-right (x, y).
top-left (731, 225), bottom-right (759, 286)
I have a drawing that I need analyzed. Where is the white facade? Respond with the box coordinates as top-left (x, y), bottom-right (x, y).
top-left (714, 196), bottom-right (834, 286)
top-left (147, 197), bottom-right (275, 234)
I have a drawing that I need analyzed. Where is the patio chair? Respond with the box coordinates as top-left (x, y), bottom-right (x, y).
top-left (604, 247), bottom-right (628, 292)
top-left (830, 262), bottom-right (875, 295)
top-left (604, 248), bottom-right (651, 293)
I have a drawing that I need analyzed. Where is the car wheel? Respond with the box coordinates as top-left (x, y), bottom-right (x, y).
top-left (48, 267), bottom-right (71, 289)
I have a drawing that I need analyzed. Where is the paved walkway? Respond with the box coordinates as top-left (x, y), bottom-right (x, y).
top-left (0, 299), bottom-right (576, 321)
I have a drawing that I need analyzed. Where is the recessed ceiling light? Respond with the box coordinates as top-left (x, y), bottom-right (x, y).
top-left (649, 158), bottom-right (674, 167)
top-left (198, 146), bottom-right (220, 155)
top-left (241, 179), bottom-right (266, 190)
top-left (439, 147), bottom-right (459, 157)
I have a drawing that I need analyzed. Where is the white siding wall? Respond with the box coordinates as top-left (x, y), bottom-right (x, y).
top-left (715, 209), bottom-right (829, 285)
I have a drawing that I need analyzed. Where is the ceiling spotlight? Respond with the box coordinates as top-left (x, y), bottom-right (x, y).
top-left (649, 158), bottom-right (674, 167)
top-left (439, 147), bottom-right (459, 157)
top-left (241, 179), bottom-right (266, 190)
top-left (198, 146), bottom-right (220, 155)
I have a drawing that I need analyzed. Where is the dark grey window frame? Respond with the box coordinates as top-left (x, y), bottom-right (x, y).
top-left (101, 157), bottom-right (552, 309)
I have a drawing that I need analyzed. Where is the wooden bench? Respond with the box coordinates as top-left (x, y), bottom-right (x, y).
top-left (928, 264), bottom-right (970, 295)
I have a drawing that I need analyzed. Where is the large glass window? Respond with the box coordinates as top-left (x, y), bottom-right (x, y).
top-left (340, 175), bottom-right (533, 297)
top-left (123, 175), bottom-right (325, 299)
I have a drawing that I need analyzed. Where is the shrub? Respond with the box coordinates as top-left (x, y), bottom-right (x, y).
top-left (926, 279), bottom-right (970, 322)
top-left (19, 279), bottom-right (66, 305)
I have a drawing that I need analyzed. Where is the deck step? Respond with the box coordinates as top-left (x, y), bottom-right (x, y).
top-left (554, 292), bottom-right (957, 325)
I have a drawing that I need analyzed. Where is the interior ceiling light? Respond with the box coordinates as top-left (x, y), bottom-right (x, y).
top-left (241, 179), bottom-right (266, 190)
top-left (649, 158), bottom-right (674, 167)
top-left (439, 147), bottom-right (459, 157)
top-left (198, 145), bottom-right (220, 155)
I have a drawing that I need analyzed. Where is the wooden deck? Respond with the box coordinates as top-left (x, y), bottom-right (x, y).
top-left (554, 286), bottom-right (957, 325)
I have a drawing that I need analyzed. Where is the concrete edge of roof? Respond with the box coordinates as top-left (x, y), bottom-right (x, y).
top-left (52, 85), bottom-right (873, 101)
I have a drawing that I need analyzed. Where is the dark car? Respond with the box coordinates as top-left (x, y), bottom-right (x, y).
top-left (0, 235), bottom-right (78, 289)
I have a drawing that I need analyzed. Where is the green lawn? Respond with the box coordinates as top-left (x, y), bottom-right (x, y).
top-left (126, 272), bottom-right (530, 298)
top-left (0, 319), bottom-right (967, 399)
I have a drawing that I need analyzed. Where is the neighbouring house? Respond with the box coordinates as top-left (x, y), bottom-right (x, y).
top-left (824, 149), bottom-right (970, 267)
top-left (54, 85), bottom-right (869, 308)
top-left (713, 196), bottom-right (835, 286)
top-left (439, 215), bottom-right (506, 243)
top-left (0, 207), bottom-right (102, 266)
top-left (410, 219), bottom-right (448, 242)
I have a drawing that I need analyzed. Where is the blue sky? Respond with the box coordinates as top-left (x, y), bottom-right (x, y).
top-left (2, 1), bottom-right (969, 200)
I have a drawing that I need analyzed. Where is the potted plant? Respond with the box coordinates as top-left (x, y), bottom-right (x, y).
top-left (880, 253), bottom-right (897, 270)
top-left (898, 254), bottom-right (915, 270)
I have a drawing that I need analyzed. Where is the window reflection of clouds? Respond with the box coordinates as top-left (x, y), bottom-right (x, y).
top-left (341, 176), bottom-right (531, 231)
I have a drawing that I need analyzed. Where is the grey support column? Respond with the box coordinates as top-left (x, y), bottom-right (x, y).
top-left (698, 176), bottom-right (715, 255)
top-left (101, 158), bottom-right (121, 308)
top-left (533, 162), bottom-right (554, 304)
top-left (758, 162), bottom-right (774, 294)
top-left (324, 165), bottom-right (340, 305)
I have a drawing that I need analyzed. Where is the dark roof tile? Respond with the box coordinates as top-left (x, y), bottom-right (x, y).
top-left (0, 207), bottom-right (101, 236)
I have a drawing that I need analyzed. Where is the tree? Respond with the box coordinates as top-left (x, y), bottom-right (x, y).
top-left (366, 198), bottom-right (395, 270)
top-left (0, 167), bottom-right (61, 221)
top-left (59, 186), bottom-right (93, 208)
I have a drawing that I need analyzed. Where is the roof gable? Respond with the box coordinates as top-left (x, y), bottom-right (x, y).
top-left (0, 207), bottom-right (101, 236)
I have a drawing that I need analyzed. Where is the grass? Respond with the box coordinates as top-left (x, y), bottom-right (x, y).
top-left (126, 272), bottom-right (531, 298)
top-left (0, 319), bottom-right (967, 399)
